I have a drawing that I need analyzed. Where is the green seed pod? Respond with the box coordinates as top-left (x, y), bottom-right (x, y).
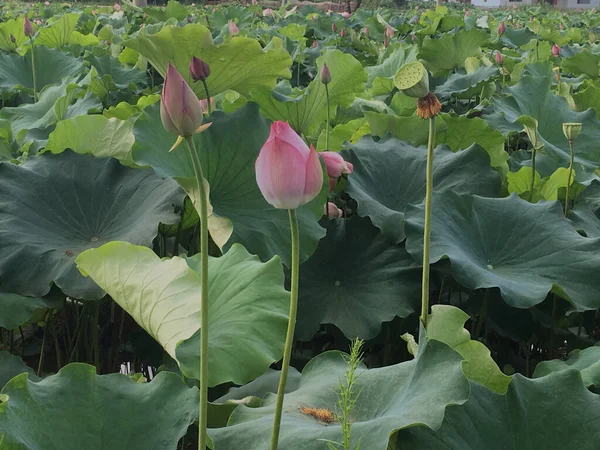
top-left (562, 123), bottom-right (582, 142)
top-left (394, 61), bottom-right (429, 99)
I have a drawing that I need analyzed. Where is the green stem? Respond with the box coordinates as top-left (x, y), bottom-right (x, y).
top-left (420, 116), bottom-right (436, 329)
top-left (201, 80), bottom-right (212, 115)
top-left (184, 136), bottom-right (209, 450)
top-left (37, 311), bottom-right (51, 376)
top-left (270, 209), bottom-right (300, 450)
top-left (325, 83), bottom-right (330, 151)
top-left (529, 147), bottom-right (536, 203)
top-left (565, 140), bottom-right (574, 215)
top-left (30, 37), bottom-right (37, 102)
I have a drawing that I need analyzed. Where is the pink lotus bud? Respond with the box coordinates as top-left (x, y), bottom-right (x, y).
top-left (384, 37), bottom-right (389, 47)
top-left (23, 16), bottom-right (34, 37)
top-left (324, 202), bottom-right (343, 219)
top-left (319, 151), bottom-right (353, 190)
top-left (229, 21), bottom-right (239, 36)
top-left (200, 97), bottom-right (215, 115)
top-left (312, 40), bottom-right (318, 48)
top-left (498, 22), bottom-right (506, 36)
top-left (341, 12), bottom-right (350, 19)
top-left (160, 62), bottom-right (205, 137)
top-left (263, 8), bottom-right (272, 16)
top-left (340, 28), bottom-right (347, 37)
top-left (495, 51), bottom-right (504, 65)
top-left (552, 44), bottom-right (561, 57)
top-left (114, 3), bottom-right (121, 11)
top-left (363, 26), bottom-right (369, 35)
top-left (332, 23), bottom-right (337, 32)
top-left (190, 56), bottom-right (210, 82)
top-left (320, 63), bottom-right (331, 84)
top-left (464, 9), bottom-right (470, 18)
top-left (255, 122), bottom-right (323, 210)
top-left (385, 25), bottom-right (394, 39)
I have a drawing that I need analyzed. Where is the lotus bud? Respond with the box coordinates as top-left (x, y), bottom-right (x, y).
top-left (320, 63), bottom-right (331, 85)
top-left (332, 22), bottom-right (337, 32)
top-left (324, 202), bottom-right (343, 219)
top-left (552, 44), bottom-right (561, 57)
top-left (319, 151), bottom-right (353, 190)
top-left (263, 8), bottom-right (272, 17)
top-left (312, 40), bottom-right (318, 48)
top-left (363, 26), bottom-right (369, 35)
top-left (229, 21), bottom-right (239, 36)
top-left (385, 25), bottom-right (394, 39)
top-left (341, 11), bottom-right (350, 19)
top-left (160, 62), bottom-right (208, 140)
top-left (190, 57), bottom-right (210, 82)
top-left (495, 51), bottom-right (504, 65)
top-left (497, 21), bottom-right (506, 36)
top-left (113, 2), bottom-right (121, 11)
top-left (340, 28), bottom-right (347, 37)
top-left (464, 9), bottom-right (470, 18)
top-left (563, 123), bottom-right (582, 142)
top-left (255, 121), bottom-right (323, 209)
top-left (23, 16), bottom-right (34, 37)
top-left (394, 61), bottom-right (429, 99)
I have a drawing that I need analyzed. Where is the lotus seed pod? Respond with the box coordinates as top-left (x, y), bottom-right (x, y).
top-left (393, 61), bottom-right (429, 99)
top-left (562, 123), bottom-right (582, 142)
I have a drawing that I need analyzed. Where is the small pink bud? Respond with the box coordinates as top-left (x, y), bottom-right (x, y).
top-left (363, 26), bottom-right (369, 35)
top-left (464, 9), bottom-right (470, 18)
top-left (341, 11), bottom-right (350, 19)
top-left (385, 25), bottom-right (394, 39)
top-left (552, 44), bottom-right (561, 57)
top-left (320, 63), bottom-right (331, 84)
top-left (319, 151), bottom-right (353, 191)
top-left (229, 21), bottom-right (239, 36)
top-left (495, 51), bottom-right (504, 65)
top-left (324, 202), bottom-right (343, 219)
top-left (332, 22), bottom-right (337, 32)
top-left (200, 97), bottom-right (215, 115)
top-left (160, 62), bottom-right (205, 137)
top-left (113, 3), bottom-right (121, 11)
top-left (340, 28), bottom-right (347, 37)
top-left (498, 21), bottom-right (506, 35)
top-left (255, 122), bottom-right (323, 210)
top-left (23, 16), bottom-right (34, 37)
top-left (312, 40), bottom-right (318, 48)
top-left (263, 8), bottom-right (272, 17)
top-left (190, 56), bottom-right (210, 82)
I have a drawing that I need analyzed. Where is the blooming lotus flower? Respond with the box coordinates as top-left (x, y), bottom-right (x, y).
top-left (229, 21), bottom-right (239, 36)
top-left (160, 62), bottom-right (207, 139)
top-left (114, 3), bottom-right (121, 11)
top-left (497, 21), bottom-right (506, 35)
top-left (552, 44), bottom-right (561, 57)
top-left (255, 122), bottom-right (323, 210)
top-left (23, 16), bottom-right (34, 37)
top-left (325, 202), bottom-right (343, 219)
top-left (385, 25), bottom-right (394, 39)
top-left (190, 57), bottom-right (210, 82)
top-left (319, 151), bottom-right (353, 190)
top-left (341, 11), bottom-right (350, 19)
top-left (495, 51), bottom-right (504, 65)
top-left (263, 8), bottom-right (272, 17)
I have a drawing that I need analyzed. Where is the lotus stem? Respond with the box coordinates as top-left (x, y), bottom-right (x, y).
top-left (270, 208), bottom-right (300, 450)
top-left (30, 37), bottom-right (37, 102)
top-left (325, 83), bottom-right (331, 150)
top-left (529, 147), bottom-right (536, 203)
top-left (201, 79), bottom-right (212, 115)
top-left (565, 139), bottom-right (575, 215)
top-left (184, 136), bottom-right (209, 450)
top-left (420, 116), bottom-right (436, 329)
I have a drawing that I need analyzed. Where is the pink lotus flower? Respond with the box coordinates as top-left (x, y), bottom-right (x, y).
top-left (255, 122), bottom-right (323, 210)
top-left (340, 28), bottom-right (347, 37)
top-left (252, 0), bottom-right (257, 4)
top-left (92, 9), bottom-right (97, 15)
top-left (324, 202), bottom-right (343, 219)
top-left (385, 25), bottom-right (394, 39)
top-left (495, 51), bottom-right (504, 65)
top-left (229, 21), bottom-right (239, 36)
top-left (341, 12), bottom-right (350, 19)
top-left (312, 40), bottom-right (318, 48)
top-left (200, 97), bottom-right (215, 115)
top-left (464, 9), bottom-right (470, 18)
top-left (114, 3), bottom-right (121, 11)
top-left (363, 26), bottom-right (369, 35)
top-left (23, 16), bottom-right (34, 37)
top-left (319, 151), bottom-right (353, 190)
top-left (552, 44), bottom-right (561, 57)
top-left (263, 8), bottom-right (272, 17)
top-left (497, 21), bottom-right (506, 36)
top-left (160, 62), bottom-right (206, 137)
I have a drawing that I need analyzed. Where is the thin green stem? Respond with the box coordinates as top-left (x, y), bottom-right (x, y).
top-left (37, 311), bottom-right (51, 376)
top-left (30, 37), bottom-right (37, 102)
top-left (184, 136), bottom-right (209, 450)
top-left (529, 147), bottom-right (536, 202)
top-left (270, 209), bottom-right (300, 450)
top-left (420, 116), bottom-right (436, 329)
top-left (201, 80), bottom-right (212, 115)
top-left (325, 83), bottom-right (330, 151)
top-left (565, 140), bottom-right (574, 215)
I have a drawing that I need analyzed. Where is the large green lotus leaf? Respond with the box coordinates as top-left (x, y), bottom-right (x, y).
top-left (418, 29), bottom-right (489, 76)
top-left (296, 216), bottom-right (421, 341)
top-left (434, 66), bottom-right (498, 100)
top-left (0, 151), bottom-right (182, 300)
top-left (0, 293), bottom-right (54, 330)
top-left (0, 18), bottom-right (28, 51)
top-left (485, 74), bottom-right (600, 181)
top-left (367, 45), bottom-right (419, 96)
top-left (86, 54), bottom-right (147, 89)
top-left (76, 242), bottom-right (288, 387)
top-left (0, 352), bottom-right (39, 389)
top-left (397, 371), bottom-right (600, 449)
top-left (426, 305), bottom-right (512, 394)
top-left (569, 203), bottom-right (600, 238)
top-left (0, 363), bottom-right (198, 450)
top-left (35, 13), bottom-right (80, 48)
top-left (45, 115), bottom-right (135, 165)
top-left (562, 50), bottom-right (600, 79)
top-left (343, 137), bottom-right (501, 243)
top-left (533, 344), bottom-right (600, 387)
top-left (0, 46), bottom-right (84, 95)
top-left (209, 340), bottom-right (470, 450)
top-left (366, 113), bottom-right (508, 170)
top-left (132, 102), bottom-right (327, 266)
top-left (124, 23), bottom-right (292, 99)
top-left (251, 50), bottom-right (367, 136)
top-left (404, 191), bottom-right (600, 310)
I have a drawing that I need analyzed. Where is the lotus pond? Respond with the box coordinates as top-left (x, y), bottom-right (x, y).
top-left (0, 1), bottom-right (599, 449)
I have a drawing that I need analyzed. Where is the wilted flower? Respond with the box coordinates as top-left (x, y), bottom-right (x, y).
top-left (319, 151), bottom-right (353, 190)
top-left (552, 44), bottom-right (561, 57)
top-left (252, 0), bottom-right (257, 4)
top-left (190, 57), bottom-right (210, 82)
top-left (229, 21), bottom-right (239, 36)
top-left (324, 202), bottom-right (343, 219)
top-left (497, 21), bottom-right (506, 35)
top-left (44, 1), bottom-right (50, 5)
top-left (495, 51), bottom-right (504, 65)
top-left (23, 16), bottom-right (34, 37)
top-left (320, 63), bottom-right (331, 84)
top-left (255, 122), bottom-right (323, 209)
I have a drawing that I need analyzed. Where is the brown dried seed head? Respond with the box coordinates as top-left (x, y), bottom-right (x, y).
top-left (416, 92), bottom-right (442, 120)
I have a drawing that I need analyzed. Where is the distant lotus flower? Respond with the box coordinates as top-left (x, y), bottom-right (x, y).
top-left (229, 21), bottom-right (239, 36)
top-left (255, 121), bottom-right (323, 210)
top-left (200, 97), bottom-right (215, 115)
top-left (23, 16), bottom-right (34, 37)
top-left (91, 9), bottom-right (97, 14)
top-left (385, 25), bottom-right (394, 39)
top-left (319, 151), bottom-right (353, 190)
top-left (44, 1), bottom-right (50, 5)
top-left (114, 3), bottom-right (121, 11)
top-left (325, 202), bottom-right (343, 218)
top-left (464, 9), bottom-right (470, 18)
top-left (320, 63), bottom-right (331, 84)
top-left (340, 28), bottom-right (347, 37)
top-left (160, 62), bottom-right (206, 138)
top-left (363, 26), bottom-right (369, 35)
top-left (263, 8), bottom-right (272, 16)
top-left (190, 56), bottom-right (210, 82)
top-left (495, 51), bottom-right (504, 65)
top-left (332, 22), bottom-right (337, 32)
top-left (312, 40), bottom-right (318, 48)
top-left (252, 0), bottom-right (257, 4)
top-left (341, 11), bottom-right (350, 19)
top-left (498, 21), bottom-right (506, 35)
top-left (552, 44), bottom-right (561, 57)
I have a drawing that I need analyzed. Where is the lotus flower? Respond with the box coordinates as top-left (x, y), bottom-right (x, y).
top-left (263, 8), bottom-right (272, 17)
top-left (319, 151), bottom-right (353, 190)
top-left (114, 3), bottom-right (121, 11)
top-left (190, 57), bottom-right (210, 82)
top-left (385, 25), bottom-right (394, 39)
top-left (255, 122), bottom-right (323, 209)
top-left (229, 21), bottom-right (239, 36)
top-left (341, 11), bottom-right (350, 19)
top-left (23, 16), bottom-right (34, 37)
top-left (340, 28), bottom-right (347, 37)
top-left (552, 44), bottom-right (561, 57)
top-left (320, 63), bottom-right (331, 84)
top-left (160, 62), bottom-right (206, 138)
top-left (363, 26), bottom-right (369, 35)
top-left (312, 40), bottom-right (318, 48)
top-left (325, 202), bottom-right (343, 218)
top-left (200, 97), bottom-right (215, 115)
top-left (498, 21), bottom-right (506, 36)
top-left (332, 22), bottom-right (337, 32)
top-left (495, 51), bottom-right (504, 65)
